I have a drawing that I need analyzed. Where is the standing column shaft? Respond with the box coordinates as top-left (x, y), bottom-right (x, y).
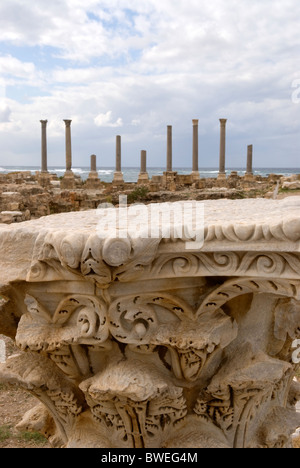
top-left (192, 119), bottom-right (199, 172)
top-left (140, 150), bottom-right (147, 173)
top-left (113, 135), bottom-right (124, 184)
top-left (40, 120), bottom-right (48, 173)
top-left (64, 120), bottom-right (72, 172)
top-left (167, 125), bottom-right (172, 172)
top-left (219, 119), bottom-right (227, 175)
top-left (247, 145), bottom-right (253, 174)
top-left (91, 154), bottom-right (97, 172)
top-left (116, 135), bottom-right (121, 172)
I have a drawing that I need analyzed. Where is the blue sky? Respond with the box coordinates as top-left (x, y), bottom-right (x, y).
top-left (0, 0), bottom-right (300, 169)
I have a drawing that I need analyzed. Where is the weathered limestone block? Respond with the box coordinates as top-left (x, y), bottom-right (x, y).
top-left (0, 211), bottom-right (24, 224)
top-left (60, 171), bottom-right (76, 190)
top-left (282, 181), bottom-right (300, 190)
top-left (0, 197), bottom-right (300, 448)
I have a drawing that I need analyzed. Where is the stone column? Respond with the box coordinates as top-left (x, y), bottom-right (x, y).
top-left (116, 135), bottom-right (121, 172)
top-left (218, 119), bottom-right (227, 179)
top-left (64, 120), bottom-right (72, 172)
top-left (138, 150), bottom-right (149, 184)
top-left (86, 154), bottom-right (101, 189)
top-left (163, 126), bottom-right (177, 190)
top-left (90, 154), bottom-right (97, 173)
top-left (166, 126), bottom-right (172, 172)
top-left (61, 120), bottom-right (76, 189)
top-left (40, 120), bottom-right (48, 173)
top-left (192, 119), bottom-right (200, 181)
top-left (246, 145), bottom-right (253, 175)
top-left (244, 145), bottom-right (254, 181)
top-left (141, 150), bottom-right (147, 174)
top-left (113, 135), bottom-right (124, 184)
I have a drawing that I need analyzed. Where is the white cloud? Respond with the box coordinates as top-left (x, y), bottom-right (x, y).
top-left (0, 55), bottom-right (36, 79)
top-left (131, 119), bottom-right (141, 126)
top-left (94, 111), bottom-right (123, 128)
top-left (0, 77), bottom-right (6, 99)
top-left (0, 0), bottom-right (300, 166)
top-left (0, 105), bottom-right (11, 123)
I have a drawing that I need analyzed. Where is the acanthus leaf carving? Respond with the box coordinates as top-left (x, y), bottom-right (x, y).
top-left (79, 358), bottom-right (187, 448)
top-left (17, 294), bottom-right (109, 353)
top-left (108, 293), bottom-right (237, 382)
top-left (80, 234), bottom-right (111, 284)
top-left (269, 298), bottom-right (300, 362)
top-left (108, 293), bottom-right (194, 344)
top-left (194, 343), bottom-right (293, 448)
top-left (274, 298), bottom-right (300, 342)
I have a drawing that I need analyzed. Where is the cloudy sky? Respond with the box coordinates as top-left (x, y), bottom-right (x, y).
top-left (0, 0), bottom-right (300, 169)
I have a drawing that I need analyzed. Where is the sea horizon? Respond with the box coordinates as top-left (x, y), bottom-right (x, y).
top-left (0, 165), bottom-right (299, 183)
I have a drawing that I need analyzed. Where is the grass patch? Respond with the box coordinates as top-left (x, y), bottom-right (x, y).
top-left (127, 186), bottom-right (149, 204)
top-left (278, 187), bottom-right (300, 193)
top-left (18, 430), bottom-right (48, 445)
top-left (0, 425), bottom-right (12, 442)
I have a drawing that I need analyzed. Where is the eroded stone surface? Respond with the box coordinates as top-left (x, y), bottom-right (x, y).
top-left (0, 198), bottom-right (300, 448)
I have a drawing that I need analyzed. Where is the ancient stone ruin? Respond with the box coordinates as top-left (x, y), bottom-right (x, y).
top-left (0, 117), bottom-right (299, 226)
top-left (0, 197), bottom-right (299, 448)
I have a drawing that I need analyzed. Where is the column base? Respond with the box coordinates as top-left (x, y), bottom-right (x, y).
top-left (61, 170), bottom-right (76, 189)
top-left (191, 171), bottom-right (200, 182)
top-left (137, 173), bottom-right (149, 185)
top-left (113, 172), bottom-right (124, 185)
top-left (36, 172), bottom-right (51, 188)
top-left (163, 171), bottom-right (177, 191)
top-left (217, 172), bottom-right (227, 180)
top-left (85, 172), bottom-right (102, 189)
top-left (244, 173), bottom-right (254, 181)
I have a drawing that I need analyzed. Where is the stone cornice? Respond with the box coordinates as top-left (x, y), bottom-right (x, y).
top-left (0, 197), bottom-right (299, 287)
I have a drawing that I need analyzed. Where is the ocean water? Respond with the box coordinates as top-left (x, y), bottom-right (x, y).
top-left (0, 166), bottom-right (299, 183)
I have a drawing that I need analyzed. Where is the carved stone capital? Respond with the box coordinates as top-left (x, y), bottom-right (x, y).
top-left (0, 198), bottom-right (300, 448)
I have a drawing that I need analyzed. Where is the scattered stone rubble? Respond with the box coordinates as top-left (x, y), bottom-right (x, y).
top-left (0, 170), bottom-right (297, 224)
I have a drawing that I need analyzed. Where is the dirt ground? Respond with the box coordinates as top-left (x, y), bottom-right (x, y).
top-left (0, 335), bottom-right (50, 448)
